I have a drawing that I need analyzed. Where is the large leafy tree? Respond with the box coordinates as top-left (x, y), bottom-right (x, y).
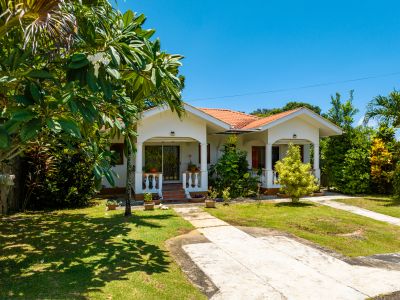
top-left (0, 1), bottom-right (184, 214)
top-left (251, 101), bottom-right (321, 117)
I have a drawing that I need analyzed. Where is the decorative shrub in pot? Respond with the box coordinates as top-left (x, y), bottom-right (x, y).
top-left (205, 188), bottom-right (217, 208)
top-left (106, 199), bottom-right (118, 210)
top-left (144, 193), bottom-right (155, 211)
top-left (189, 193), bottom-right (206, 203)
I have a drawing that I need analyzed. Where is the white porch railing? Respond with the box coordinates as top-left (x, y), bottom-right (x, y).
top-left (182, 171), bottom-right (202, 197)
top-left (250, 169), bottom-right (319, 188)
top-left (143, 173), bottom-right (163, 198)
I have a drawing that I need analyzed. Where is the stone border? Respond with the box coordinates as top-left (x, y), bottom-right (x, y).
top-left (165, 229), bottom-right (219, 298)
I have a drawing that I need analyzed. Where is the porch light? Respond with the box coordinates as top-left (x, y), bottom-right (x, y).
top-left (170, 131), bottom-right (175, 136)
top-left (293, 134), bottom-right (297, 139)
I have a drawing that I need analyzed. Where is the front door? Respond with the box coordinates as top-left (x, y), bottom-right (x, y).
top-left (163, 146), bottom-right (180, 181)
top-left (145, 145), bottom-right (180, 181)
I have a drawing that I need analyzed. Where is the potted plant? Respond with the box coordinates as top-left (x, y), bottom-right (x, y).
top-left (106, 199), bottom-right (118, 210)
top-left (143, 193), bottom-right (155, 210)
top-left (205, 188), bottom-right (217, 208)
top-left (187, 163), bottom-right (198, 173)
top-left (189, 193), bottom-right (206, 203)
top-left (313, 186), bottom-right (325, 197)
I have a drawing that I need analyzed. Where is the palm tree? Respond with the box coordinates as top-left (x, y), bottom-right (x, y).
top-left (0, 0), bottom-right (76, 50)
top-left (365, 90), bottom-right (400, 127)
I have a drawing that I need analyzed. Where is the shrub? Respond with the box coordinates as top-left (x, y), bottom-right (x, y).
top-left (392, 163), bottom-right (400, 200)
top-left (370, 138), bottom-right (394, 194)
top-left (144, 193), bottom-right (153, 202)
top-left (210, 135), bottom-right (258, 198)
top-left (222, 187), bottom-right (231, 205)
top-left (340, 148), bottom-right (371, 195)
top-left (24, 138), bottom-right (99, 209)
top-left (275, 144), bottom-right (317, 202)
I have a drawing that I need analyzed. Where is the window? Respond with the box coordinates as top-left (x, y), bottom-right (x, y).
top-left (110, 143), bottom-right (124, 165)
top-left (252, 146), bottom-right (265, 169)
top-left (198, 143), bottom-right (211, 164)
top-left (272, 146), bottom-right (280, 170)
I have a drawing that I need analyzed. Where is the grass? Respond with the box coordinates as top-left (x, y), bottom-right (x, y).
top-left (207, 201), bottom-right (400, 257)
top-left (335, 196), bottom-right (400, 218)
top-left (0, 201), bottom-right (205, 300)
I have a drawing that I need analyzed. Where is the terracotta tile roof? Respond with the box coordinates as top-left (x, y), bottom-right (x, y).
top-left (198, 107), bottom-right (301, 130)
top-left (199, 108), bottom-right (260, 129)
top-left (241, 108), bottom-right (302, 129)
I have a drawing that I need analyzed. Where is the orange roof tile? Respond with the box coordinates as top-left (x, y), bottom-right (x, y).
top-left (241, 108), bottom-right (302, 129)
top-left (199, 107), bottom-right (302, 130)
top-left (199, 108), bottom-right (260, 129)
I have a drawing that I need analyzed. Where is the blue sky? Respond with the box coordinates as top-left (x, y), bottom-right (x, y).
top-left (118, 1), bottom-right (400, 123)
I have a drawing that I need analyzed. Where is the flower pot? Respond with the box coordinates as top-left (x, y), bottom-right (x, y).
top-left (150, 168), bottom-right (158, 173)
top-left (205, 199), bottom-right (216, 208)
top-left (153, 199), bottom-right (161, 205)
top-left (313, 192), bottom-right (325, 197)
top-left (144, 202), bottom-right (155, 211)
top-left (107, 204), bottom-right (118, 211)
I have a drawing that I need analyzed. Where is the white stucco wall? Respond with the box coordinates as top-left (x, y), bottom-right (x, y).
top-left (136, 110), bottom-right (207, 144)
top-left (268, 118), bottom-right (319, 145)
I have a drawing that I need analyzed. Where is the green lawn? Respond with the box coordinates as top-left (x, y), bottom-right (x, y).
top-left (336, 197), bottom-right (400, 218)
top-left (207, 201), bottom-right (400, 257)
top-left (0, 202), bottom-right (205, 300)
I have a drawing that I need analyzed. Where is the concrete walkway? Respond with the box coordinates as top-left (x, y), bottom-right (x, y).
top-left (174, 206), bottom-right (400, 300)
top-left (305, 195), bottom-right (400, 226)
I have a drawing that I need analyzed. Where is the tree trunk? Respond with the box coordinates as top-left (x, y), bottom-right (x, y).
top-left (125, 148), bottom-right (133, 216)
top-left (0, 170), bottom-right (15, 215)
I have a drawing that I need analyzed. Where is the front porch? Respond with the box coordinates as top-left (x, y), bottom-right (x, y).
top-left (134, 138), bottom-right (209, 199)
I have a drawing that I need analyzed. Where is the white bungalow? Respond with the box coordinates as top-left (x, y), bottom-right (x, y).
top-left (103, 103), bottom-right (342, 200)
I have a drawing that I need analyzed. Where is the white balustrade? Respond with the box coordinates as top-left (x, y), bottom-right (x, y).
top-left (142, 173), bottom-right (163, 197)
top-left (182, 171), bottom-right (202, 193)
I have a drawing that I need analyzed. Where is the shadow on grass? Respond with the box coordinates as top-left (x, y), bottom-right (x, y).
top-left (275, 202), bottom-right (315, 208)
top-left (363, 197), bottom-right (400, 207)
top-left (0, 208), bottom-right (174, 299)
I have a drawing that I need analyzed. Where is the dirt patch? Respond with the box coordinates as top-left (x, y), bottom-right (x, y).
top-left (238, 226), bottom-right (400, 271)
top-left (166, 229), bottom-right (219, 298)
top-left (337, 229), bottom-right (365, 240)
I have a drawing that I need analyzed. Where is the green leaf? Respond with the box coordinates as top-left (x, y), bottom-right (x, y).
top-left (14, 95), bottom-right (34, 105)
top-left (46, 119), bottom-right (62, 132)
top-left (58, 118), bottom-right (81, 138)
top-left (29, 83), bottom-right (41, 102)
top-left (109, 46), bottom-right (121, 67)
top-left (11, 110), bottom-right (36, 122)
top-left (68, 54), bottom-right (89, 69)
top-left (106, 67), bottom-right (120, 80)
top-left (122, 10), bottom-right (134, 26)
top-left (20, 119), bottom-right (42, 142)
top-left (0, 128), bottom-right (10, 149)
top-left (26, 70), bottom-right (54, 79)
top-left (4, 120), bottom-right (21, 134)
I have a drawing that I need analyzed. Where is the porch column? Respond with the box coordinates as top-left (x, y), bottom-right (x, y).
top-left (134, 142), bottom-right (143, 193)
top-left (313, 142), bottom-right (321, 182)
top-left (200, 142), bottom-right (208, 190)
top-left (266, 143), bottom-right (273, 188)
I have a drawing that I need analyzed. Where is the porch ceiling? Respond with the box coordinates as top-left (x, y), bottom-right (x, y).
top-left (145, 137), bottom-right (198, 143)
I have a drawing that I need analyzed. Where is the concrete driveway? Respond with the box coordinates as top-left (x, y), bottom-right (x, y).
top-left (174, 206), bottom-right (400, 300)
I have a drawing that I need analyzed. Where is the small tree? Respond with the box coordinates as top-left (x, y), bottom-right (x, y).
top-left (370, 138), bottom-right (393, 194)
top-left (275, 144), bottom-right (317, 202)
